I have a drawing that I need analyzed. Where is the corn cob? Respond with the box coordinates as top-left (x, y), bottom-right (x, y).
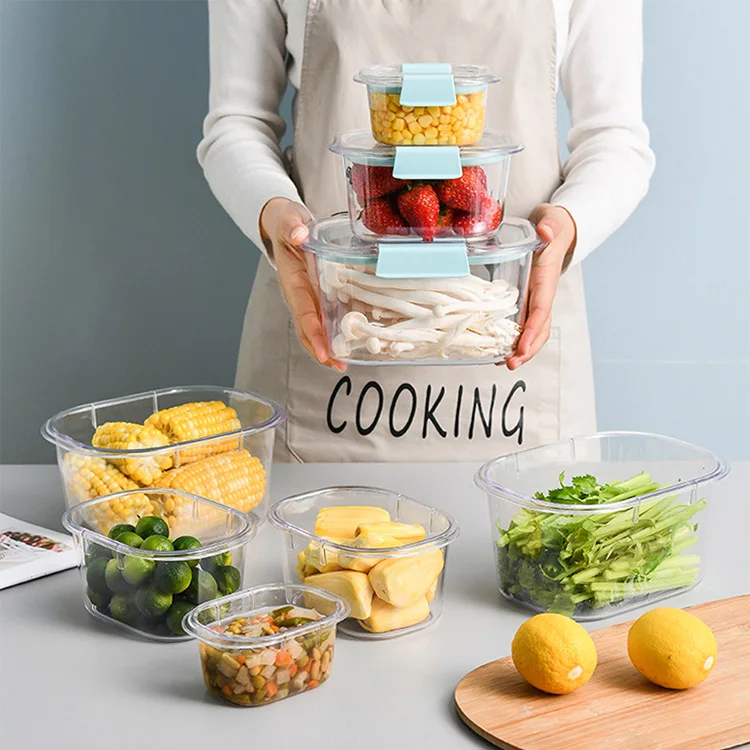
top-left (62, 454), bottom-right (154, 532)
top-left (154, 449), bottom-right (265, 520)
top-left (91, 421), bottom-right (172, 485)
top-left (145, 401), bottom-right (242, 464)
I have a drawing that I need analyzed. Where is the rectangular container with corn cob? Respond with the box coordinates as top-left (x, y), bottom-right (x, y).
top-left (43, 386), bottom-right (285, 528)
top-left (269, 487), bottom-right (459, 639)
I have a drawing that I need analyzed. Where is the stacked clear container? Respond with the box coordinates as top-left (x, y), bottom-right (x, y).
top-left (42, 386), bottom-right (286, 527)
top-left (302, 62), bottom-right (542, 367)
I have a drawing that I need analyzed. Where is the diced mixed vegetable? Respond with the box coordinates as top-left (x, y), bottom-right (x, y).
top-left (496, 472), bottom-right (706, 615)
top-left (199, 606), bottom-right (335, 706)
top-left (297, 506), bottom-right (444, 634)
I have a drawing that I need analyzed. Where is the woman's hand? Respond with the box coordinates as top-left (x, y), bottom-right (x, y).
top-left (505, 204), bottom-right (577, 371)
top-left (260, 198), bottom-right (345, 371)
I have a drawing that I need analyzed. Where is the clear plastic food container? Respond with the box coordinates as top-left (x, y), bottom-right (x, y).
top-left (269, 487), bottom-right (459, 639)
top-left (302, 216), bottom-right (544, 365)
top-left (475, 432), bottom-right (729, 621)
top-left (62, 489), bottom-right (257, 641)
top-left (183, 584), bottom-right (349, 706)
top-left (330, 131), bottom-right (522, 242)
top-left (355, 63), bottom-right (500, 145)
top-left (42, 386), bottom-right (285, 526)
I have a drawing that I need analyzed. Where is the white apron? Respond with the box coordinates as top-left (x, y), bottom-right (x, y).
top-left (236, 0), bottom-right (597, 462)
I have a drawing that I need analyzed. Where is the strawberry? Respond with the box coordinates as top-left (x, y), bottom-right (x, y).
top-left (361, 196), bottom-right (411, 236)
top-left (349, 164), bottom-right (410, 204)
top-left (436, 166), bottom-right (488, 212)
top-left (453, 197), bottom-right (504, 236)
top-left (436, 205), bottom-right (456, 237)
top-left (397, 184), bottom-right (441, 241)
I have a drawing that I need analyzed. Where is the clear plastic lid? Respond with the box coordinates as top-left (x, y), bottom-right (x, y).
top-left (355, 64), bottom-right (499, 91)
top-left (302, 216), bottom-right (545, 266)
top-left (330, 130), bottom-right (523, 166)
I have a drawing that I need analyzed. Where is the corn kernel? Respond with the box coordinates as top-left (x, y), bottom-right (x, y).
top-left (427, 106), bottom-right (441, 117)
top-left (452, 106), bottom-right (465, 120)
top-left (391, 132), bottom-right (404, 144)
top-left (401, 105), bottom-right (414, 113)
top-left (424, 127), bottom-right (438, 139)
top-left (408, 121), bottom-right (422, 134)
top-left (392, 118), bottom-right (405, 131)
top-left (425, 138), bottom-right (438, 145)
top-left (439, 114), bottom-right (451, 124)
top-left (438, 124), bottom-right (451, 134)
top-left (401, 130), bottom-right (413, 141)
top-left (414, 107), bottom-right (425, 115)
top-left (385, 110), bottom-right (396, 121)
top-left (412, 133), bottom-right (426, 145)
top-left (457, 94), bottom-right (468, 104)
top-left (442, 106), bottom-right (452, 113)
top-left (388, 101), bottom-right (399, 113)
top-left (417, 114), bottom-right (433, 128)
top-left (404, 113), bottom-right (417, 124)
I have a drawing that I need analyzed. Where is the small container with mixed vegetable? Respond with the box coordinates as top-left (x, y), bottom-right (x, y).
top-left (476, 432), bottom-right (728, 620)
top-left (62, 489), bottom-right (256, 640)
top-left (183, 584), bottom-right (350, 706)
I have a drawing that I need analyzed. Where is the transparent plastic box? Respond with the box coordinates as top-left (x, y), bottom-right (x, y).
top-left (183, 584), bottom-right (350, 706)
top-left (330, 131), bottom-right (522, 243)
top-left (269, 487), bottom-right (459, 639)
top-left (475, 432), bottom-right (729, 621)
top-left (42, 386), bottom-right (285, 526)
top-left (302, 216), bottom-right (544, 365)
top-left (62, 489), bottom-right (257, 641)
top-left (355, 64), bottom-right (500, 146)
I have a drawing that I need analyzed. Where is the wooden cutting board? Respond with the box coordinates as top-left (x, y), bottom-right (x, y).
top-left (455, 596), bottom-right (750, 750)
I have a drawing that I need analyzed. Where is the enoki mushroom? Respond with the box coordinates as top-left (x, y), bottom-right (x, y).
top-left (320, 261), bottom-right (521, 362)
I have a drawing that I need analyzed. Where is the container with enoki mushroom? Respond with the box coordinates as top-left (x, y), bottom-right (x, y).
top-left (301, 216), bottom-right (545, 366)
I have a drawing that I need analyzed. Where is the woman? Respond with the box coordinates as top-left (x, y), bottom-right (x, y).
top-left (198, 0), bottom-right (654, 462)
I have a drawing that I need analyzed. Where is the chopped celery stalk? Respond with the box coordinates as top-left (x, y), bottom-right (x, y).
top-left (496, 471), bottom-right (706, 615)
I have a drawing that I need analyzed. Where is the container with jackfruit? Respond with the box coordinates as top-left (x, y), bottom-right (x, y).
top-left (269, 487), bottom-right (459, 638)
top-left (43, 386), bottom-right (286, 529)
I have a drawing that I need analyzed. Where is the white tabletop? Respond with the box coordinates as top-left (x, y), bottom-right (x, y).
top-left (1, 463), bottom-right (748, 750)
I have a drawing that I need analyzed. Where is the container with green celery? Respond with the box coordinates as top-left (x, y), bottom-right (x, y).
top-left (475, 432), bottom-right (728, 621)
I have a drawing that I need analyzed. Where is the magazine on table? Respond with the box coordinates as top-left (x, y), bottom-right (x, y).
top-left (0, 513), bottom-right (79, 589)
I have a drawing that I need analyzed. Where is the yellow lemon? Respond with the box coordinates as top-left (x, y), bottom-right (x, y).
top-left (511, 613), bottom-right (597, 695)
top-left (628, 607), bottom-right (717, 689)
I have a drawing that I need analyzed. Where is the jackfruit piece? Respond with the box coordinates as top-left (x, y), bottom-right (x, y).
top-left (358, 596), bottom-right (430, 633)
top-left (355, 522), bottom-right (426, 544)
top-left (368, 549), bottom-right (445, 608)
top-left (314, 506), bottom-right (391, 539)
top-left (296, 550), bottom-right (307, 581)
top-left (425, 576), bottom-right (439, 603)
top-left (338, 532), bottom-right (404, 573)
top-left (304, 537), bottom-right (350, 573)
top-left (304, 570), bottom-right (374, 619)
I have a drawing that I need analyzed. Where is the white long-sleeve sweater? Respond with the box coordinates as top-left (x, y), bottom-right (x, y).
top-left (198, 0), bottom-right (655, 264)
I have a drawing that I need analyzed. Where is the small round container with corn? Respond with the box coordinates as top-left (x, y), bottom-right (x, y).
top-left (183, 584), bottom-right (350, 706)
top-left (355, 63), bottom-right (500, 146)
top-left (62, 489), bottom-right (257, 641)
top-left (269, 487), bottom-right (460, 639)
top-left (42, 386), bottom-right (285, 526)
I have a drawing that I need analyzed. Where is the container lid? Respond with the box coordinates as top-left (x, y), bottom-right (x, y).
top-left (355, 63), bottom-right (499, 91)
top-left (302, 216), bottom-right (545, 267)
top-left (330, 130), bottom-right (523, 167)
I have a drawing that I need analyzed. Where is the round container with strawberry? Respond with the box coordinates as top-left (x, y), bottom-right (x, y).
top-left (330, 131), bottom-right (523, 243)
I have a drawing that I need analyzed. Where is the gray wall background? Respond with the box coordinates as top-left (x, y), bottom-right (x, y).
top-left (1, 0), bottom-right (748, 464)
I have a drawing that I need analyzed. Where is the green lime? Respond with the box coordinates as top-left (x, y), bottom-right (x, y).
top-left (135, 516), bottom-right (170, 540)
top-left (154, 561), bottom-right (192, 594)
top-left (86, 557), bottom-right (110, 595)
top-left (214, 565), bottom-right (241, 595)
top-left (104, 558), bottom-right (135, 594)
top-left (86, 542), bottom-right (112, 562)
top-left (114, 531), bottom-right (144, 548)
top-left (87, 586), bottom-right (111, 610)
top-left (173, 536), bottom-right (202, 566)
top-left (141, 535), bottom-right (174, 552)
top-left (165, 600), bottom-right (195, 635)
top-left (184, 569), bottom-right (219, 605)
top-left (211, 551), bottom-right (232, 567)
top-left (135, 584), bottom-right (173, 618)
top-left (109, 593), bottom-right (137, 624)
top-left (108, 523), bottom-right (135, 540)
top-left (122, 555), bottom-right (155, 585)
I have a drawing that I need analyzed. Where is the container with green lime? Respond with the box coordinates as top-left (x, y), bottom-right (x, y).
top-left (63, 488), bottom-right (257, 641)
